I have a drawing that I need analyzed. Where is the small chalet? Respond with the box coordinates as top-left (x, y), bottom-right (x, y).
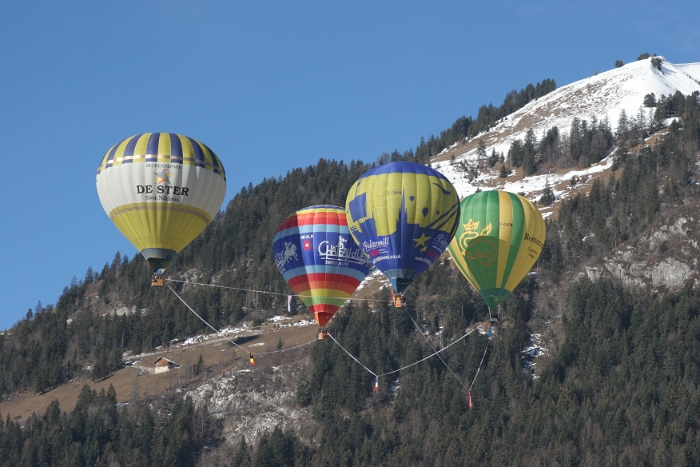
top-left (153, 357), bottom-right (179, 374)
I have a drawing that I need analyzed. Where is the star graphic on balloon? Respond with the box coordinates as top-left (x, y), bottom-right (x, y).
top-left (414, 233), bottom-right (431, 251)
top-left (154, 169), bottom-right (172, 184)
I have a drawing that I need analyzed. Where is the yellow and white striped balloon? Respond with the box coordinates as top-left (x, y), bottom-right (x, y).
top-left (96, 133), bottom-right (226, 273)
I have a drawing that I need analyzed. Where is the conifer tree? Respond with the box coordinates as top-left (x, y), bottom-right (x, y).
top-left (477, 139), bottom-right (487, 159)
top-left (539, 180), bottom-right (555, 206)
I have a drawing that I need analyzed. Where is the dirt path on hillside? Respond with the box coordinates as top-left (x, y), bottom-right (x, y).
top-left (0, 320), bottom-right (318, 423)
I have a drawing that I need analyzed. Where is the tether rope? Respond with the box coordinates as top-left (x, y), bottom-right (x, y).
top-left (168, 280), bottom-right (490, 393)
top-left (327, 327), bottom-right (475, 378)
top-left (167, 284), bottom-right (315, 356)
top-left (325, 333), bottom-right (377, 377)
top-left (402, 309), bottom-right (469, 389)
top-left (166, 279), bottom-right (391, 303)
top-left (469, 341), bottom-right (490, 391)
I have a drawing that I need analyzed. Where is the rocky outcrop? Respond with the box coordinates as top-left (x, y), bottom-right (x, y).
top-left (185, 359), bottom-right (317, 447)
top-left (584, 216), bottom-right (700, 290)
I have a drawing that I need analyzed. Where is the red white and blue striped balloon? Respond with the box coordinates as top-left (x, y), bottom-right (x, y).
top-left (273, 206), bottom-right (371, 327)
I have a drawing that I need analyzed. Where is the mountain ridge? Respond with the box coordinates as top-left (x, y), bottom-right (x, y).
top-left (432, 56), bottom-right (700, 170)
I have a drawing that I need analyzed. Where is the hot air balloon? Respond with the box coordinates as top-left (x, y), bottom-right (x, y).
top-left (96, 133), bottom-right (226, 286)
top-left (345, 162), bottom-right (460, 305)
top-left (273, 206), bottom-right (371, 336)
top-left (447, 190), bottom-right (545, 320)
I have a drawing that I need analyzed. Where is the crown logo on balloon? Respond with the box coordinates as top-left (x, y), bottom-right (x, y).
top-left (459, 219), bottom-right (493, 252)
top-left (463, 218), bottom-right (479, 232)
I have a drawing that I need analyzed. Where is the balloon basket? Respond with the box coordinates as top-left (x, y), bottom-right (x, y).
top-left (394, 296), bottom-right (404, 308)
top-left (317, 329), bottom-right (328, 340)
top-left (490, 305), bottom-right (500, 324)
top-left (151, 274), bottom-right (164, 287)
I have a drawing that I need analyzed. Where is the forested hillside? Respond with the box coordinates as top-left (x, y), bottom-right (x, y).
top-left (1, 85), bottom-right (700, 466)
top-left (413, 79), bottom-right (556, 162)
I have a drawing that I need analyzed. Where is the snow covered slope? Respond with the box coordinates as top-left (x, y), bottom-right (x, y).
top-left (430, 56), bottom-right (700, 215)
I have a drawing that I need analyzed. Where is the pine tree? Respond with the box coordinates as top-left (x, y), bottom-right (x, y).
top-left (643, 93), bottom-right (657, 107)
top-left (477, 139), bottom-right (487, 159)
top-left (233, 437), bottom-right (252, 466)
top-left (488, 148), bottom-right (499, 167)
top-left (539, 180), bottom-right (555, 206)
top-left (523, 128), bottom-right (537, 175)
top-left (617, 109), bottom-right (629, 142)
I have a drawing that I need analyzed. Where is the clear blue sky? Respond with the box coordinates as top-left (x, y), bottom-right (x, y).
top-left (1, 1), bottom-right (698, 330)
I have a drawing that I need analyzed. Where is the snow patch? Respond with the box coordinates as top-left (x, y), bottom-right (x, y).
top-left (267, 315), bottom-right (290, 323)
top-left (522, 333), bottom-right (548, 379)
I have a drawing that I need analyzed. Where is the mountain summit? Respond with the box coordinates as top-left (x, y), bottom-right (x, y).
top-left (430, 56), bottom-right (700, 216)
top-left (432, 56), bottom-right (700, 168)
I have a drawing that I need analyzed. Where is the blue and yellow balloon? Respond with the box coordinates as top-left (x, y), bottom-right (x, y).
top-left (345, 162), bottom-right (460, 296)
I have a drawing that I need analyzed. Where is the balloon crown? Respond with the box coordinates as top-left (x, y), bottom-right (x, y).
top-left (463, 218), bottom-right (480, 232)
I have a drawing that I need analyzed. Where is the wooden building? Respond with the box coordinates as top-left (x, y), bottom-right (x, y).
top-left (153, 357), bottom-right (179, 374)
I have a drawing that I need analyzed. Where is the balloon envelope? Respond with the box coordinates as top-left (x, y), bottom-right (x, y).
top-left (345, 162), bottom-right (460, 294)
top-left (273, 206), bottom-right (371, 327)
top-left (96, 133), bottom-right (226, 273)
top-left (448, 190), bottom-right (545, 311)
